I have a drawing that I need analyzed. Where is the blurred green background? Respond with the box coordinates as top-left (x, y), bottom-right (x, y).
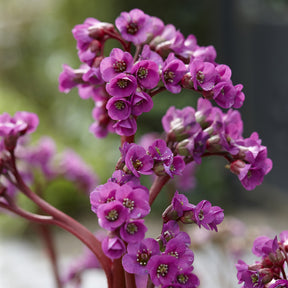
top-left (1, 0), bottom-right (288, 235)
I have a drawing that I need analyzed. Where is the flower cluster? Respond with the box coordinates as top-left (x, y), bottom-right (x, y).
top-left (236, 231), bottom-right (288, 288)
top-left (162, 98), bottom-right (272, 190)
top-left (0, 7), bottom-right (275, 288)
top-left (90, 171), bottom-right (150, 259)
top-left (123, 222), bottom-right (199, 288)
top-left (59, 8), bottom-right (245, 138)
top-left (0, 122), bottom-right (98, 200)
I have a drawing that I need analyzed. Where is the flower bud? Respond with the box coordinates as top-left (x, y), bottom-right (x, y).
top-left (269, 250), bottom-right (285, 266)
top-left (181, 73), bottom-right (194, 89)
top-left (88, 22), bottom-right (114, 39)
top-left (153, 162), bottom-right (166, 176)
top-left (180, 210), bottom-right (195, 224)
top-left (259, 268), bottom-right (274, 284)
top-left (230, 160), bottom-right (246, 175)
top-left (162, 204), bottom-right (180, 223)
top-left (175, 140), bottom-right (190, 156)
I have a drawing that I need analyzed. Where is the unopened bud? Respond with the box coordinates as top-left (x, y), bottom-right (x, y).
top-left (259, 268), bottom-right (274, 284)
top-left (230, 160), bottom-right (246, 175)
top-left (176, 140), bottom-right (190, 156)
top-left (88, 22), bottom-right (114, 39)
top-left (153, 162), bottom-right (166, 176)
top-left (269, 250), bottom-right (285, 266)
top-left (181, 73), bottom-right (194, 89)
top-left (180, 210), bottom-right (195, 224)
top-left (162, 204), bottom-right (179, 223)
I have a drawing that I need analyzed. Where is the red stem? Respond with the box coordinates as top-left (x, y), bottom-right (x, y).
top-left (125, 271), bottom-right (136, 288)
top-left (149, 175), bottom-right (170, 206)
top-left (8, 153), bottom-right (113, 288)
top-left (111, 258), bottom-right (126, 288)
top-left (38, 224), bottom-right (62, 288)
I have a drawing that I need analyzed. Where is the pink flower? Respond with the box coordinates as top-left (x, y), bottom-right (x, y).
top-left (106, 73), bottom-right (137, 97)
top-left (100, 48), bottom-right (133, 82)
top-left (115, 9), bottom-right (152, 45)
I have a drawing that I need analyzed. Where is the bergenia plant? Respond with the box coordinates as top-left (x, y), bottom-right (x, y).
top-left (0, 8), bottom-right (275, 288)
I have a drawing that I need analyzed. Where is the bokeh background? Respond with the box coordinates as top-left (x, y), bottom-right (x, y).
top-left (0, 0), bottom-right (288, 286)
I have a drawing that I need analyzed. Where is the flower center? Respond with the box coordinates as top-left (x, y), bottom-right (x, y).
top-left (137, 67), bottom-right (148, 79)
top-left (196, 71), bottom-right (205, 83)
top-left (163, 230), bottom-right (173, 242)
top-left (117, 79), bottom-right (129, 88)
top-left (177, 273), bottom-right (189, 284)
top-left (168, 251), bottom-right (179, 258)
top-left (115, 101), bottom-right (125, 110)
top-left (123, 198), bottom-right (135, 211)
top-left (113, 60), bottom-right (127, 73)
top-left (106, 196), bottom-right (115, 203)
top-left (157, 264), bottom-right (169, 277)
top-left (105, 209), bottom-right (118, 221)
top-left (251, 273), bottom-right (260, 284)
top-left (198, 209), bottom-right (204, 221)
top-left (126, 22), bottom-right (138, 35)
top-left (164, 70), bottom-right (175, 83)
top-left (133, 159), bottom-right (143, 170)
top-left (126, 223), bottom-right (138, 234)
top-left (136, 248), bottom-right (151, 266)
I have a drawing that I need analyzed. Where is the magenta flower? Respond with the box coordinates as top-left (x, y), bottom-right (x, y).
top-left (269, 280), bottom-right (288, 288)
top-left (163, 237), bottom-right (187, 259)
top-left (58, 64), bottom-right (86, 93)
top-left (109, 170), bottom-right (140, 187)
top-left (23, 137), bottom-right (56, 180)
top-left (106, 97), bottom-right (131, 120)
top-left (252, 236), bottom-right (279, 257)
top-left (161, 106), bottom-right (201, 141)
top-left (59, 149), bottom-right (98, 193)
top-left (140, 44), bottom-right (163, 67)
top-left (161, 53), bottom-right (187, 94)
top-left (102, 235), bottom-right (126, 259)
top-left (131, 90), bottom-right (153, 116)
top-left (164, 156), bottom-right (185, 178)
top-left (213, 81), bottom-right (236, 109)
top-left (131, 60), bottom-right (160, 89)
top-left (0, 112), bottom-right (39, 152)
top-left (100, 48), bottom-right (133, 82)
top-left (122, 238), bottom-right (160, 275)
top-left (192, 45), bottom-right (217, 62)
top-left (237, 144), bottom-right (273, 191)
top-left (171, 191), bottom-right (195, 218)
top-left (120, 219), bottom-right (148, 243)
top-left (113, 116), bottom-right (137, 136)
top-left (124, 144), bottom-right (154, 177)
top-left (150, 16), bottom-right (165, 37)
top-left (90, 181), bottom-right (120, 213)
top-left (147, 254), bottom-right (179, 286)
top-left (97, 201), bottom-right (129, 230)
top-left (82, 66), bottom-right (104, 85)
top-left (106, 73), bottom-right (137, 97)
top-left (148, 139), bottom-right (173, 162)
top-left (189, 60), bottom-right (217, 91)
top-left (233, 83), bottom-right (245, 108)
top-left (189, 200), bottom-right (224, 231)
top-left (236, 260), bottom-right (270, 288)
top-left (174, 267), bottom-right (200, 288)
top-left (116, 183), bottom-right (150, 218)
top-left (215, 64), bottom-right (232, 82)
top-left (72, 17), bottom-right (100, 51)
top-left (115, 9), bottom-right (152, 45)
